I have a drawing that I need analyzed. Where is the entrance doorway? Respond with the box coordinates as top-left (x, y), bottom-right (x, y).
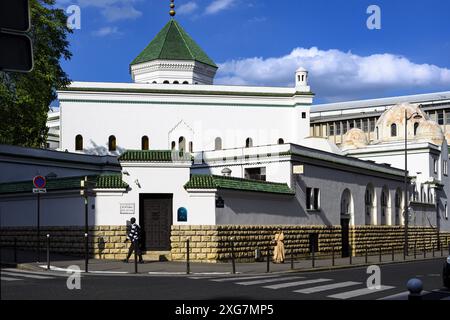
top-left (341, 217), bottom-right (350, 258)
top-left (139, 194), bottom-right (173, 251)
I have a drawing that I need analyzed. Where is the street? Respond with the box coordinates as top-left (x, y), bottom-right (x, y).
top-left (1, 258), bottom-right (449, 301)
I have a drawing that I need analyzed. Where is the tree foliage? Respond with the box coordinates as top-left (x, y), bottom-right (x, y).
top-left (0, 0), bottom-right (72, 147)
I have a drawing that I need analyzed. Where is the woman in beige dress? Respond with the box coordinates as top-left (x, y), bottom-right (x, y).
top-left (273, 229), bottom-right (285, 263)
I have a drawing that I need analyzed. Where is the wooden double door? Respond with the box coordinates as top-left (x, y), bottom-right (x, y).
top-left (139, 194), bottom-right (173, 251)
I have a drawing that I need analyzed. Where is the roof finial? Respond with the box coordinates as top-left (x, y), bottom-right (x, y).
top-left (170, 0), bottom-right (176, 17)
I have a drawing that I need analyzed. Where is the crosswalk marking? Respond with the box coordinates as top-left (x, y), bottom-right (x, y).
top-left (294, 281), bottom-right (361, 294)
top-left (2, 271), bottom-right (53, 280)
top-left (211, 275), bottom-right (281, 282)
top-left (377, 291), bottom-right (410, 300)
top-left (1, 276), bottom-right (21, 282)
top-left (328, 286), bottom-right (395, 300)
top-left (263, 278), bottom-right (332, 290)
top-left (236, 276), bottom-right (303, 286)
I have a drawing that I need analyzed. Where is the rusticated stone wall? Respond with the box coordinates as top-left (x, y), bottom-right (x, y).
top-left (171, 225), bottom-right (450, 263)
top-left (0, 226), bottom-right (129, 260)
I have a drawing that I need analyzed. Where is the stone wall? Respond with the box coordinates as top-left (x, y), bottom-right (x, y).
top-left (0, 226), bottom-right (129, 260)
top-left (171, 225), bottom-right (450, 263)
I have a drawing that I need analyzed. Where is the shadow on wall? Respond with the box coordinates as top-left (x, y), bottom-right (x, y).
top-left (84, 139), bottom-right (126, 156)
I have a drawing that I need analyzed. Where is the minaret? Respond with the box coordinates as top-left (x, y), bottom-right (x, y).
top-left (130, 0), bottom-right (218, 85)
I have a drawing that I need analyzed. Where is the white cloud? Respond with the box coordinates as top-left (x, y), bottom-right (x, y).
top-left (92, 26), bottom-right (122, 37)
top-left (216, 47), bottom-right (450, 102)
top-left (205, 0), bottom-right (236, 15)
top-left (178, 1), bottom-right (199, 16)
top-left (57, 0), bottom-right (142, 22)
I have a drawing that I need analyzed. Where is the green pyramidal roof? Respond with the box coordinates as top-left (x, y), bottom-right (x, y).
top-left (131, 19), bottom-right (217, 68)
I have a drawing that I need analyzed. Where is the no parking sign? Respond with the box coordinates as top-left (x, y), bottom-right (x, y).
top-left (33, 175), bottom-right (47, 193)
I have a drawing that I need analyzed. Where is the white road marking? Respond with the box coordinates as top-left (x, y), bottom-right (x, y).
top-left (1, 271), bottom-right (53, 280)
top-left (1, 276), bottom-right (21, 282)
top-left (211, 275), bottom-right (282, 282)
top-left (328, 286), bottom-right (395, 300)
top-left (3, 268), bottom-right (69, 278)
top-left (263, 278), bottom-right (332, 290)
top-left (293, 281), bottom-right (361, 294)
top-left (377, 291), bottom-right (410, 300)
top-left (236, 276), bottom-right (303, 286)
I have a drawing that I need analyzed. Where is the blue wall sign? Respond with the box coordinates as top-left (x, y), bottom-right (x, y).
top-left (177, 207), bottom-right (188, 222)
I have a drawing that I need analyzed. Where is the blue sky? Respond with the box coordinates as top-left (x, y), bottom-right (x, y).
top-left (55, 0), bottom-right (450, 103)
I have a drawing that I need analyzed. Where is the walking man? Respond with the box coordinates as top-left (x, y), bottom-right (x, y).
top-left (124, 217), bottom-right (144, 263)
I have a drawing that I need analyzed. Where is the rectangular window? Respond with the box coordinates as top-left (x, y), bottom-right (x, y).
top-left (356, 119), bottom-right (362, 130)
top-left (302, 112), bottom-right (307, 119)
top-left (309, 233), bottom-right (319, 253)
top-left (329, 123), bottom-right (335, 136)
top-left (363, 119), bottom-right (369, 133)
top-left (342, 122), bottom-right (348, 134)
top-left (438, 111), bottom-right (444, 125)
top-left (446, 110), bottom-right (450, 125)
top-left (336, 122), bottom-right (341, 135)
top-left (444, 160), bottom-right (448, 176)
top-left (244, 167), bottom-right (266, 181)
top-left (306, 187), bottom-right (320, 210)
top-left (349, 121), bottom-right (355, 129)
top-left (446, 204), bottom-right (448, 220)
top-left (429, 112), bottom-right (437, 122)
top-left (369, 118), bottom-right (376, 132)
top-left (434, 159), bottom-right (438, 174)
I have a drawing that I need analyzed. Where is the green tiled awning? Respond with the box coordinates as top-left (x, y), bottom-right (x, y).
top-left (0, 175), bottom-right (128, 195)
top-left (131, 20), bottom-right (217, 68)
top-left (184, 175), bottom-right (295, 195)
top-left (119, 150), bottom-right (191, 163)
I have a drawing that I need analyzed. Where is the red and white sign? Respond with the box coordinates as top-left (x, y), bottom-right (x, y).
top-left (33, 175), bottom-right (46, 193)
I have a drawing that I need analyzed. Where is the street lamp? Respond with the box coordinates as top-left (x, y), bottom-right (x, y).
top-left (404, 110), bottom-right (423, 255)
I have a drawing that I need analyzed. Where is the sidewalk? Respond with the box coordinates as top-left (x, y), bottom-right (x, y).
top-left (2, 247), bottom-right (449, 275)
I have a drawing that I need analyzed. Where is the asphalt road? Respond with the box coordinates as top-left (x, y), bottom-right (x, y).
top-left (1, 258), bottom-right (449, 301)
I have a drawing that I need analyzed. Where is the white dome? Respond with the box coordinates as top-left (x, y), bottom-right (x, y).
top-left (299, 137), bottom-right (343, 155)
top-left (375, 103), bottom-right (427, 143)
top-left (296, 67), bottom-right (307, 73)
top-left (342, 128), bottom-right (369, 150)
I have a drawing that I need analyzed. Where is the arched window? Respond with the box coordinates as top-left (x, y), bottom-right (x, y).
top-left (171, 141), bottom-right (176, 150)
top-left (152, 81), bottom-right (157, 84)
top-left (141, 136), bottom-right (149, 150)
top-left (189, 141), bottom-right (193, 153)
top-left (215, 137), bottom-right (222, 151)
top-left (391, 123), bottom-right (397, 137)
top-left (395, 190), bottom-right (402, 225)
top-left (179, 137), bottom-right (186, 152)
top-left (163, 80), bottom-right (170, 84)
top-left (414, 122), bottom-right (420, 136)
top-left (183, 81), bottom-right (189, 84)
top-left (365, 184), bottom-right (376, 225)
top-left (173, 81), bottom-right (179, 84)
top-left (108, 135), bottom-right (116, 152)
top-left (75, 135), bottom-right (83, 151)
top-left (381, 186), bottom-right (390, 225)
top-left (245, 138), bottom-right (253, 148)
top-left (278, 138), bottom-right (285, 145)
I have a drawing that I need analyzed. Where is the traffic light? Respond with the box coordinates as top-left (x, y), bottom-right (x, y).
top-left (0, 0), bottom-right (34, 72)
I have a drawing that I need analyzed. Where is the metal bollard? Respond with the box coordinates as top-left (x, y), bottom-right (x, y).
top-left (134, 241), bottom-right (138, 274)
top-left (14, 238), bottom-right (17, 264)
top-left (414, 241), bottom-right (417, 259)
top-left (403, 245), bottom-right (406, 261)
top-left (349, 246), bottom-right (352, 265)
top-left (392, 246), bottom-right (395, 262)
top-left (46, 234), bottom-right (50, 271)
top-left (379, 247), bottom-right (382, 263)
top-left (332, 246), bottom-right (335, 267)
top-left (312, 244), bottom-right (315, 268)
top-left (432, 243), bottom-right (435, 258)
top-left (448, 243), bottom-right (450, 256)
top-left (84, 233), bottom-right (89, 273)
top-left (365, 247), bottom-right (368, 264)
top-left (186, 239), bottom-right (190, 275)
top-left (290, 251), bottom-right (294, 270)
top-left (424, 242), bottom-right (426, 259)
top-left (441, 241), bottom-right (444, 257)
top-left (230, 238), bottom-right (236, 275)
top-left (266, 244), bottom-right (270, 273)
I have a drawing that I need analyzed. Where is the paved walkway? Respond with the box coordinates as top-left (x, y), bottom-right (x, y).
top-left (1, 247), bottom-right (448, 275)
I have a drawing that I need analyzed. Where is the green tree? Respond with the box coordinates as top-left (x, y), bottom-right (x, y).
top-left (0, 0), bottom-right (72, 147)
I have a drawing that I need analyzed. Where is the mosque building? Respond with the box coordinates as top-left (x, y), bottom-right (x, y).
top-left (0, 2), bottom-right (449, 262)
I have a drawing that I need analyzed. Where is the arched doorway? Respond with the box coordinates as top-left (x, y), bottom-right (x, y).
top-left (381, 186), bottom-right (390, 225)
top-left (340, 189), bottom-right (353, 258)
top-left (365, 184), bottom-right (376, 225)
top-left (395, 189), bottom-right (403, 226)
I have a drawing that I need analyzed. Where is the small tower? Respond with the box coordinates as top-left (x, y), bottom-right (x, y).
top-left (295, 67), bottom-right (309, 89)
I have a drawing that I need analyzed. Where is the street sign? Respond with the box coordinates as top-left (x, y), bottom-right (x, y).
top-left (0, 0), bottom-right (33, 73)
top-left (33, 175), bottom-right (46, 189)
top-left (33, 188), bottom-right (47, 194)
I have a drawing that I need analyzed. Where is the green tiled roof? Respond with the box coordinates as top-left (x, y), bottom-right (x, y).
top-left (0, 175), bottom-right (128, 195)
top-left (130, 20), bottom-right (217, 68)
top-left (119, 150), bottom-right (192, 162)
top-left (184, 175), bottom-right (295, 195)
